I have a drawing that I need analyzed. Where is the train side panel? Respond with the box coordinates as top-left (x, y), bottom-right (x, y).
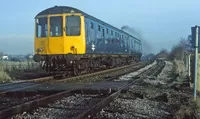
top-left (84, 17), bottom-right (132, 55)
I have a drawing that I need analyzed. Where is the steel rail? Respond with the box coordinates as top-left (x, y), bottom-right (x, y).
top-left (75, 60), bottom-right (165, 119)
top-left (54, 61), bottom-right (148, 83)
top-left (0, 89), bottom-right (75, 119)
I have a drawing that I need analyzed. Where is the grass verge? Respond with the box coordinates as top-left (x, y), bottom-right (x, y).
top-left (0, 61), bottom-right (48, 83)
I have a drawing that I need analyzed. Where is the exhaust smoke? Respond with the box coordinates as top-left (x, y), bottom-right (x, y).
top-left (121, 25), bottom-right (153, 55)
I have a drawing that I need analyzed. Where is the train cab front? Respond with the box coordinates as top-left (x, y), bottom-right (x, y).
top-left (34, 14), bottom-right (85, 61)
top-left (34, 6), bottom-right (86, 74)
top-left (34, 14), bottom-right (65, 61)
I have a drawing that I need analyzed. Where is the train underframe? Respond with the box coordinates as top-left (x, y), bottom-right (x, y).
top-left (34, 54), bottom-right (140, 78)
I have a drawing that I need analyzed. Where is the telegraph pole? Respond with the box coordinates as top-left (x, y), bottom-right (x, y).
top-left (194, 26), bottom-right (199, 100)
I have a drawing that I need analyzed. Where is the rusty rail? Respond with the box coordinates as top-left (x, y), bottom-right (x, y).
top-left (0, 89), bottom-right (75, 119)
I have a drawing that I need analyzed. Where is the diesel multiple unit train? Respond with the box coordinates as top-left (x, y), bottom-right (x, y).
top-left (33, 6), bottom-right (142, 76)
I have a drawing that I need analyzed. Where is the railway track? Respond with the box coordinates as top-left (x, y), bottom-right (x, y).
top-left (0, 60), bottom-right (164, 119)
top-left (75, 60), bottom-right (165, 119)
top-left (0, 76), bottom-right (53, 96)
top-left (0, 61), bottom-right (149, 96)
top-left (54, 61), bottom-right (149, 83)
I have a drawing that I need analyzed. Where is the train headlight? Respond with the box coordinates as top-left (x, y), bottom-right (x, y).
top-left (37, 48), bottom-right (44, 52)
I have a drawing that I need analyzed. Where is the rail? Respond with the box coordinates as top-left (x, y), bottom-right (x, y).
top-left (75, 60), bottom-right (165, 119)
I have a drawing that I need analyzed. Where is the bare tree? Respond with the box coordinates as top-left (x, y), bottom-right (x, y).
top-left (169, 35), bottom-right (193, 61)
top-left (169, 45), bottom-right (184, 60)
top-left (179, 36), bottom-right (193, 52)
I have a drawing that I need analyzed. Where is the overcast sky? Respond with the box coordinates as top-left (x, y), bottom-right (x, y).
top-left (0, 0), bottom-right (199, 55)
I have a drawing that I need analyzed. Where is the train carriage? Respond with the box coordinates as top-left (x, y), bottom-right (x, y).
top-left (33, 6), bottom-right (142, 76)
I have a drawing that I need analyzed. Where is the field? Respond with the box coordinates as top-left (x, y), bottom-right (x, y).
top-left (0, 61), bottom-right (48, 83)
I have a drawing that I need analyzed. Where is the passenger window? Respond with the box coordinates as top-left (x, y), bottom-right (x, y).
top-left (90, 22), bottom-right (94, 29)
top-left (103, 29), bottom-right (105, 36)
top-left (98, 25), bottom-right (101, 31)
top-left (111, 30), bottom-right (113, 36)
top-left (125, 39), bottom-right (127, 48)
top-left (106, 28), bottom-right (109, 34)
top-left (86, 22), bottom-right (89, 38)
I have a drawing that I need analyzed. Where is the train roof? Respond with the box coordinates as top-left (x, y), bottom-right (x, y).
top-left (36, 6), bottom-right (141, 42)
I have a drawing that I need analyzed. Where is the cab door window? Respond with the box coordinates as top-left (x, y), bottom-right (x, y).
top-left (50, 16), bottom-right (63, 37)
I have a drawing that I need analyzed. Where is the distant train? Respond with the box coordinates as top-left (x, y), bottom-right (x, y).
top-left (33, 6), bottom-right (142, 76)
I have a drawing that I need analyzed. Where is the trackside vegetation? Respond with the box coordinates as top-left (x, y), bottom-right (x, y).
top-left (0, 61), bottom-right (47, 83)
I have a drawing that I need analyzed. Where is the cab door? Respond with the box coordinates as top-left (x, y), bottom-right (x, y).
top-left (64, 15), bottom-right (86, 54)
top-left (35, 16), bottom-right (48, 55)
top-left (48, 15), bottom-right (64, 54)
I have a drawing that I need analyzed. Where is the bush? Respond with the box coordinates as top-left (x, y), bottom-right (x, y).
top-left (0, 71), bottom-right (11, 83)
